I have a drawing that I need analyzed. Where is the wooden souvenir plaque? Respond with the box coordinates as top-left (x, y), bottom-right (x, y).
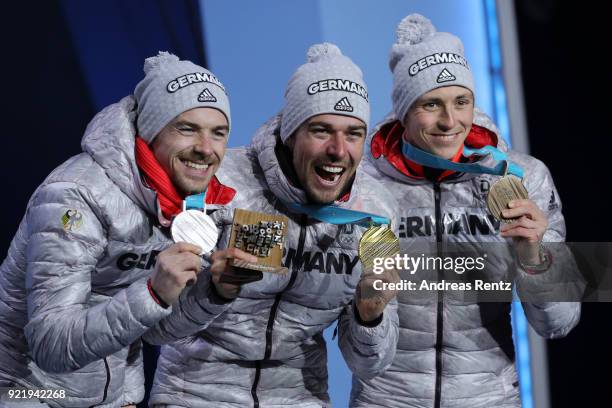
top-left (229, 209), bottom-right (289, 274)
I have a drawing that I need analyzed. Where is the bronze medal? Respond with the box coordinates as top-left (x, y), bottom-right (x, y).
top-left (487, 174), bottom-right (529, 223)
top-left (358, 225), bottom-right (400, 271)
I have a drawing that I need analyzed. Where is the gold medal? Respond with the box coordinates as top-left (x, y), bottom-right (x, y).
top-left (487, 162), bottom-right (529, 223)
top-left (358, 225), bottom-right (400, 271)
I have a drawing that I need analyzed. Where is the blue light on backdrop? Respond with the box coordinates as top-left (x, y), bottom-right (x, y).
top-left (482, 1), bottom-right (534, 407)
top-left (199, 0), bottom-right (493, 147)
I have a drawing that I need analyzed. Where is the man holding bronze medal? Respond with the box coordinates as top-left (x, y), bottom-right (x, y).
top-left (0, 52), bottom-right (241, 407)
top-left (147, 43), bottom-right (400, 407)
top-left (353, 14), bottom-right (582, 408)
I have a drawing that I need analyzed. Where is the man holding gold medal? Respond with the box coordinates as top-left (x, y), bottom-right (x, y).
top-left (0, 52), bottom-right (243, 407)
top-left (354, 14), bottom-right (581, 408)
top-left (146, 43), bottom-right (401, 407)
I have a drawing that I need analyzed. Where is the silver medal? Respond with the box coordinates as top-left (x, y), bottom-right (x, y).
top-left (171, 210), bottom-right (218, 255)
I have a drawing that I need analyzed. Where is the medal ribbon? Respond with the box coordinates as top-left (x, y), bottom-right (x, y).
top-left (284, 202), bottom-right (390, 227)
top-left (183, 191), bottom-right (207, 212)
top-left (402, 142), bottom-right (525, 178)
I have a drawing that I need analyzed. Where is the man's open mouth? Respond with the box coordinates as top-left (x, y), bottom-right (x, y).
top-left (314, 164), bottom-right (345, 184)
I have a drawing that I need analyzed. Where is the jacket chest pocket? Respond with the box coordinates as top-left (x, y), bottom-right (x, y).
top-left (286, 255), bottom-right (361, 308)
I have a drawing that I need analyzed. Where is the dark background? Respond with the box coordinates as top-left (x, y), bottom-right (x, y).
top-left (1, 0), bottom-right (610, 406)
top-left (0, 1), bottom-right (206, 406)
top-left (515, 0), bottom-right (612, 406)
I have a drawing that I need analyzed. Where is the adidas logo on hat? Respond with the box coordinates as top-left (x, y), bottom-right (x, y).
top-left (334, 97), bottom-right (353, 112)
top-left (198, 88), bottom-right (217, 102)
top-left (436, 68), bottom-right (456, 83)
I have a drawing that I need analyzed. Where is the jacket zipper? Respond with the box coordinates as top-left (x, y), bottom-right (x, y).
top-left (251, 215), bottom-right (307, 408)
top-left (89, 357), bottom-right (111, 407)
top-left (433, 182), bottom-right (443, 408)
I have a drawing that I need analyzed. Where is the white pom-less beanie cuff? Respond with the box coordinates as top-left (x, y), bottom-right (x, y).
top-left (390, 14), bottom-right (474, 123)
top-left (134, 51), bottom-right (231, 143)
top-left (280, 43), bottom-right (370, 143)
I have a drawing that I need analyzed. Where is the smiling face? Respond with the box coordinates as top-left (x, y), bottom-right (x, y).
top-left (286, 114), bottom-right (366, 204)
top-left (403, 86), bottom-right (474, 159)
top-left (151, 107), bottom-right (229, 196)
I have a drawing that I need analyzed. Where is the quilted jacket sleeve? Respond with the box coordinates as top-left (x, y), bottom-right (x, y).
top-left (142, 268), bottom-right (233, 345)
top-left (338, 297), bottom-right (399, 379)
top-left (337, 179), bottom-right (400, 379)
top-left (515, 159), bottom-right (582, 339)
top-left (24, 181), bottom-right (171, 373)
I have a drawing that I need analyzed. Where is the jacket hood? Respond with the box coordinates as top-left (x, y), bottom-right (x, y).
top-left (81, 96), bottom-right (158, 216)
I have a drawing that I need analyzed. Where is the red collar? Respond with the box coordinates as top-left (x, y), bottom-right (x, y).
top-left (371, 121), bottom-right (498, 181)
top-left (206, 174), bottom-right (237, 205)
top-left (338, 191), bottom-right (350, 202)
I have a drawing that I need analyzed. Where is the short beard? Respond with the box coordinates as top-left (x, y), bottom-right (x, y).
top-left (304, 171), bottom-right (355, 204)
top-left (276, 132), bottom-right (355, 204)
top-left (173, 176), bottom-right (210, 197)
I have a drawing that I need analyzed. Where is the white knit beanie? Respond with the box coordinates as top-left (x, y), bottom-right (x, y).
top-left (280, 43), bottom-right (370, 142)
top-left (390, 14), bottom-right (474, 122)
top-left (134, 51), bottom-right (231, 143)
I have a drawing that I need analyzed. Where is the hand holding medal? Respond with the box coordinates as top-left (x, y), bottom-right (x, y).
top-left (283, 201), bottom-right (400, 323)
top-left (143, 191), bottom-right (220, 307)
top-left (356, 225), bottom-right (401, 322)
top-left (484, 162), bottom-right (550, 271)
top-left (402, 142), bottom-right (551, 273)
top-left (171, 201), bottom-right (271, 299)
top-left (500, 198), bottom-right (550, 271)
top-left (149, 242), bottom-right (204, 306)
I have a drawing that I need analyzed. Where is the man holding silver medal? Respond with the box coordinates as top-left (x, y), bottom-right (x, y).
top-left (146, 43), bottom-right (401, 407)
top-left (0, 52), bottom-right (246, 407)
top-left (354, 14), bottom-right (582, 408)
